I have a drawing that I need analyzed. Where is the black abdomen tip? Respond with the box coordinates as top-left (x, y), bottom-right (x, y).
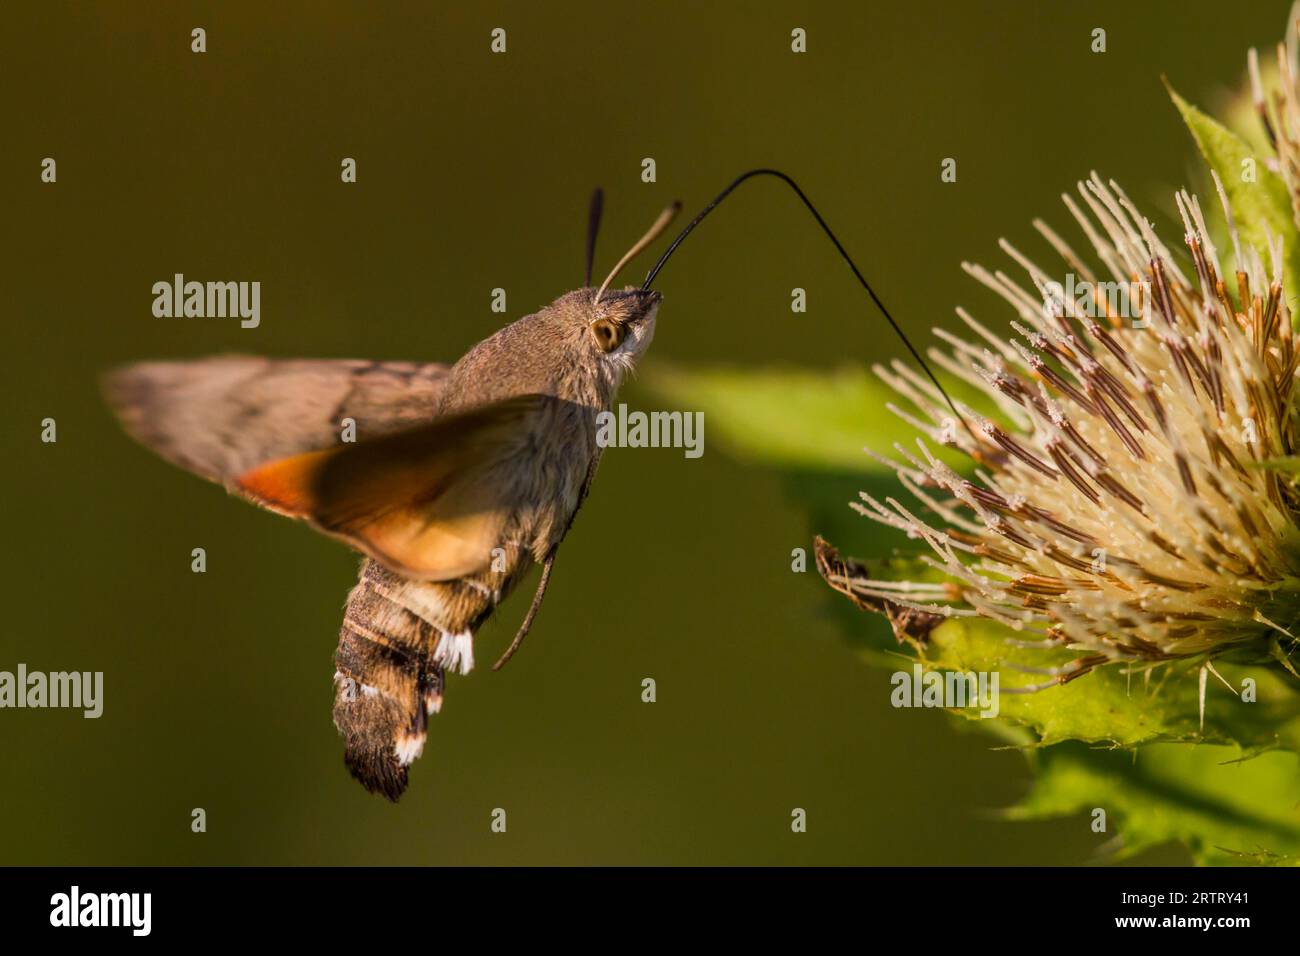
top-left (342, 746), bottom-right (409, 802)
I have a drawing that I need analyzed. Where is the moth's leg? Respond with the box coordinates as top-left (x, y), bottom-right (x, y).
top-left (493, 551), bottom-right (557, 671)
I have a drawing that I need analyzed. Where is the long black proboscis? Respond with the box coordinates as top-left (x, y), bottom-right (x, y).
top-left (641, 168), bottom-right (976, 444)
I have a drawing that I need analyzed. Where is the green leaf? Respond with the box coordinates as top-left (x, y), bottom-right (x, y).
top-left (647, 363), bottom-right (906, 472)
top-left (1009, 742), bottom-right (1300, 865)
top-left (1166, 81), bottom-right (1300, 314)
top-left (909, 617), bottom-right (1300, 865)
top-left (924, 616), bottom-right (1300, 752)
top-left (645, 363), bottom-right (974, 474)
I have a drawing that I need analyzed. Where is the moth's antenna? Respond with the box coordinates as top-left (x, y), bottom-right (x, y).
top-left (641, 168), bottom-right (977, 444)
top-left (594, 201), bottom-right (683, 305)
top-left (585, 187), bottom-right (604, 287)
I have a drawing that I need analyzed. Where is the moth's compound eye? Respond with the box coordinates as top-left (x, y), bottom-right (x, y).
top-left (591, 318), bottom-right (626, 353)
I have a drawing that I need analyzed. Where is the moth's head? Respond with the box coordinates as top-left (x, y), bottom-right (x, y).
top-left (535, 193), bottom-right (678, 381)
top-left (542, 286), bottom-right (661, 379)
top-left (583, 286), bottom-right (661, 363)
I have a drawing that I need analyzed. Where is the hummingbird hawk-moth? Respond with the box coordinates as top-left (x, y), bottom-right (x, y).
top-left (106, 191), bottom-right (684, 799)
top-left (105, 170), bottom-right (966, 800)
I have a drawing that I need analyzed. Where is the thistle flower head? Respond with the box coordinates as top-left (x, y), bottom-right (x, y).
top-left (844, 173), bottom-right (1300, 684)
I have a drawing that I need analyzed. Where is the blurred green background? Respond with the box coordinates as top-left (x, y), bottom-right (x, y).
top-left (1, 1), bottom-right (1287, 865)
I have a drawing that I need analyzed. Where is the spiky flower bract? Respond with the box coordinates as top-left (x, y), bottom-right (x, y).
top-left (1250, 13), bottom-right (1300, 234)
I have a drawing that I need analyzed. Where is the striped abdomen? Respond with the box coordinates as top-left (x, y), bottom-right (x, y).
top-left (331, 556), bottom-right (527, 799)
